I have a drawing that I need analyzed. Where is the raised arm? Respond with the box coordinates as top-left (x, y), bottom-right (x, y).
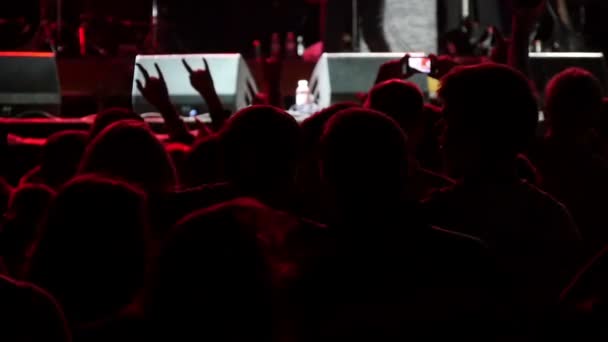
top-left (182, 58), bottom-right (230, 131)
top-left (509, 0), bottom-right (547, 75)
top-left (136, 63), bottom-right (196, 144)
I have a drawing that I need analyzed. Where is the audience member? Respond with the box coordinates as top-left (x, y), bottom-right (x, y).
top-left (423, 63), bottom-right (582, 320)
top-left (79, 121), bottom-right (177, 194)
top-left (181, 135), bottom-right (224, 188)
top-left (0, 274), bottom-right (70, 341)
top-left (220, 105), bottom-right (301, 206)
top-left (418, 103), bottom-right (446, 171)
top-left (88, 108), bottom-right (144, 141)
top-left (531, 68), bottom-right (608, 252)
top-left (365, 80), bottom-right (453, 199)
top-left (27, 176), bottom-right (148, 331)
top-left (289, 108), bottom-right (496, 341)
top-left (162, 105), bottom-right (302, 229)
top-left (297, 102), bottom-right (359, 221)
top-left (144, 198), bottom-right (273, 342)
top-left (0, 184), bottom-right (55, 279)
top-left (20, 131), bottom-right (88, 189)
top-left (365, 80), bottom-right (424, 132)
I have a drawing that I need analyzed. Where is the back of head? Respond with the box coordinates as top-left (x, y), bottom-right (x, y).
top-left (0, 275), bottom-right (70, 342)
top-left (439, 63), bottom-right (538, 176)
top-left (40, 130), bottom-right (89, 188)
top-left (301, 102), bottom-right (360, 153)
top-left (320, 108), bottom-right (409, 211)
top-left (4, 184), bottom-right (55, 234)
top-left (1, 184), bottom-right (55, 277)
top-left (146, 198), bottom-right (272, 341)
top-left (365, 79), bottom-right (425, 134)
top-left (79, 121), bottom-right (177, 193)
top-left (545, 67), bottom-right (603, 138)
top-left (183, 135), bottom-right (224, 188)
top-left (89, 107), bottom-right (144, 140)
top-left (220, 105), bottom-right (301, 189)
top-left (28, 176), bottom-right (147, 324)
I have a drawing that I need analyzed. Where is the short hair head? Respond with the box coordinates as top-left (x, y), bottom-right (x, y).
top-left (545, 67), bottom-right (603, 137)
top-left (89, 107), bottom-right (144, 140)
top-left (40, 130), bottom-right (89, 188)
top-left (28, 175), bottom-right (148, 323)
top-left (439, 63), bottom-right (538, 174)
top-left (79, 121), bottom-right (177, 193)
top-left (365, 79), bottom-right (425, 133)
top-left (219, 105), bottom-right (301, 188)
top-left (320, 108), bottom-right (409, 206)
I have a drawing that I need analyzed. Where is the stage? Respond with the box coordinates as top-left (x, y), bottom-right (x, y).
top-left (57, 57), bottom-right (317, 117)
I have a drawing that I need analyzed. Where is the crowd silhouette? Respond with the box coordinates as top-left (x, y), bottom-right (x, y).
top-left (3, 0), bottom-right (608, 341)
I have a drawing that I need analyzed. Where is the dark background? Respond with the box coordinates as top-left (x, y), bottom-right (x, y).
top-left (2, 0), bottom-right (608, 55)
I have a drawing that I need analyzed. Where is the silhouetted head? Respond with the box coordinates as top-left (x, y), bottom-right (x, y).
top-left (79, 121), bottom-right (177, 193)
top-left (27, 176), bottom-right (148, 325)
top-left (4, 184), bottom-right (55, 235)
top-left (545, 67), bottom-right (603, 138)
top-left (320, 108), bottom-right (410, 216)
top-left (145, 198), bottom-right (272, 341)
top-left (301, 102), bottom-right (360, 153)
top-left (0, 275), bottom-right (70, 342)
top-left (365, 79), bottom-right (425, 136)
top-left (297, 103), bottom-right (360, 221)
top-left (89, 107), bottom-right (144, 140)
top-left (1, 184), bottom-right (55, 277)
top-left (219, 105), bottom-right (301, 192)
top-left (439, 63), bottom-right (538, 179)
top-left (39, 130), bottom-right (89, 189)
top-left (183, 135), bottom-right (224, 188)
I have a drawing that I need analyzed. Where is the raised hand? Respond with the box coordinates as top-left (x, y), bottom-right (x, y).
top-left (182, 58), bottom-right (217, 100)
top-left (137, 63), bottom-right (195, 144)
top-left (182, 57), bottom-right (226, 130)
top-left (375, 54), bottom-right (414, 84)
top-left (429, 54), bottom-right (460, 80)
top-left (136, 63), bottom-right (172, 111)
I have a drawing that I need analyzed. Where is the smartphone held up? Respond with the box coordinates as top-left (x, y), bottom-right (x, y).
top-left (403, 54), bottom-right (433, 75)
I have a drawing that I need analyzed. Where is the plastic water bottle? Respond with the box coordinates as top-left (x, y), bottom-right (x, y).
top-left (290, 80), bottom-right (318, 119)
top-left (296, 80), bottom-right (311, 107)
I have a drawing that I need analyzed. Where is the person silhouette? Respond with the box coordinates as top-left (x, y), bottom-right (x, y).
top-left (27, 176), bottom-right (148, 330)
top-left (288, 108), bottom-right (497, 341)
top-left (531, 68), bottom-right (608, 252)
top-left (423, 63), bottom-right (582, 321)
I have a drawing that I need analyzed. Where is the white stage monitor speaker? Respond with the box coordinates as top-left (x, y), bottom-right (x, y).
top-left (0, 52), bottom-right (61, 117)
top-left (132, 54), bottom-right (258, 117)
top-left (310, 53), bottom-right (430, 109)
